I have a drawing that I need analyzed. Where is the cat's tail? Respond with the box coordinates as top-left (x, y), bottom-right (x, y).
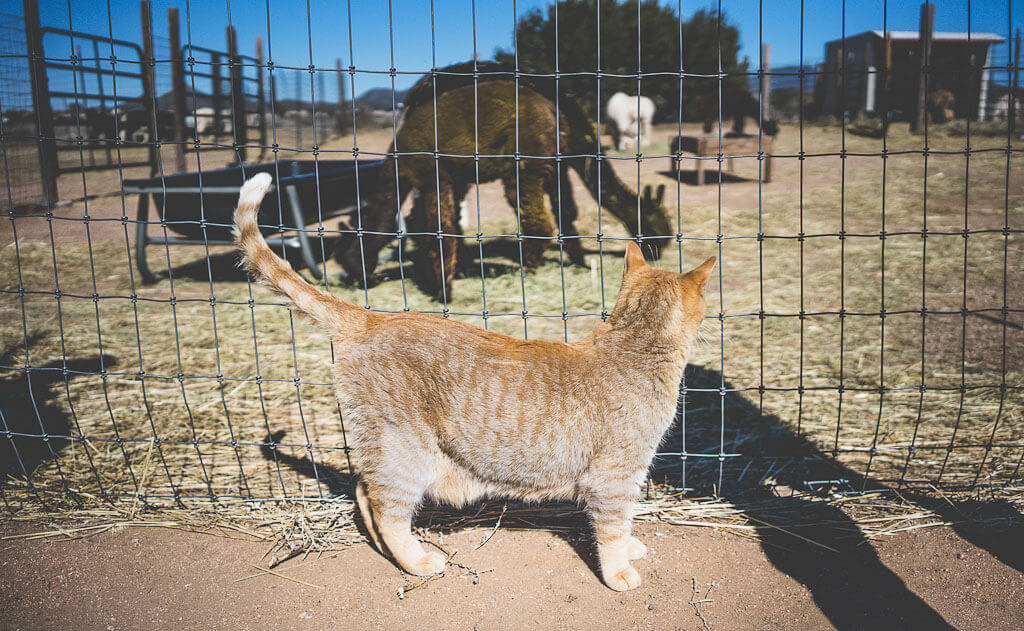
top-left (233, 173), bottom-right (366, 333)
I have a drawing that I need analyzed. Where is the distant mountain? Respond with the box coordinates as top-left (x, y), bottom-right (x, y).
top-left (355, 87), bottom-right (408, 110)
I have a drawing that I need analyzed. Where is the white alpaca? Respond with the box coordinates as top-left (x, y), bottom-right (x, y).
top-left (606, 92), bottom-right (655, 151)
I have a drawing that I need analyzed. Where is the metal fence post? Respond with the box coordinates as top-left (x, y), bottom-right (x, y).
top-left (23, 0), bottom-right (59, 204)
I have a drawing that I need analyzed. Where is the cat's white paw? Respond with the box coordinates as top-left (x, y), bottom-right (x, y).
top-left (604, 565), bottom-right (642, 591)
top-left (408, 551), bottom-right (447, 576)
top-left (626, 536), bottom-right (648, 560)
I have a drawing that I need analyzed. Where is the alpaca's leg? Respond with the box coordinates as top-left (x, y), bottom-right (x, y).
top-left (416, 174), bottom-right (461, 300)
top-left (546, 167), bottom-right (586, 267)
top-left (504, 172), bottom-right (555, 268)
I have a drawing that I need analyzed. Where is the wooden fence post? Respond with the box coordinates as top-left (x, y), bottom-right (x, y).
top-left (23, 0), bottom-right (59, 204)
top-left (760, 43), bottom-right (771, 125)
top-left (882, 31), bottom-right (892, 136)
top-left (169, 7), bottom-right (187, 173)
top-left (335, 57), bottom-right (348, 135)
top-left (226, 25), bottom-right (248, 163)
top-left (834, 47), bottom-right (844, 120)
top-left (211, 51), bottom-right (223, 143)
top-left (1011, 28), bottom-right (1021, 138)
top-left (92, 38), bottom-right (112, 164)
top-left (910, 2), bottom-right (935, 132)
top-left (140, 0), bottom-right (158, 175)
top-left (76, 44), bottom-right (96, 167)
top-left (256, 36), bottom-right (267, 158)
top-left (295, 70), bottom-right (302, 149)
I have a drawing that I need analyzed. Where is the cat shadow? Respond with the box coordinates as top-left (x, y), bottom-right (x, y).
top-left (654, 364), bottom-right (1023, 631)
top-left (0, 336), bottom-right (116, 482)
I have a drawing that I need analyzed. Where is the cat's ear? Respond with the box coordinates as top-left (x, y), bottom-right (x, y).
top-left (684, 256), bottom-right (717, 292)
top-left (623, 241), bottom-right (647, 276)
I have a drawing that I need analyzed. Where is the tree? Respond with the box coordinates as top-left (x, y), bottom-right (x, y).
top-left (494, 1), bottom-right (749, 124)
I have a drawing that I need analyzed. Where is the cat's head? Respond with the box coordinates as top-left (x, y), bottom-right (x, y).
top-left (609, 241), bottom-right (716, 353)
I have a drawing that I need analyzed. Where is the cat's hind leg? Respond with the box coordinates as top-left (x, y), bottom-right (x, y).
top-left (365, 478), bottom-right (446, 576)
top-left (625, 536), bottom-right (648, 560)
top-left (355, 478), bottom-right (383, 553)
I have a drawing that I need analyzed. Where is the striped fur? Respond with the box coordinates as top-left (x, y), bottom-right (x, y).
top-left (233, 174), bottom-right (715, 591)
top-left (232, 173), bottom-right (366, 333)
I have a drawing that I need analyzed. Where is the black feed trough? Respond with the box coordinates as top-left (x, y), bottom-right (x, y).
top-left (124, 159), bottom-right (384, 282)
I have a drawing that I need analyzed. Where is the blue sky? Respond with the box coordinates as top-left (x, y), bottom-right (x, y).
top-left (18, 0), bottom-right (1024, 96)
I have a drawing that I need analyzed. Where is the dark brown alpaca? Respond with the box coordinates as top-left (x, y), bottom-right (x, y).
top-left (927, 89), bottom-right (955, 123)
top-left (699, 86), bottom-right (779, 137)
top-left (337, 77), bottom-right (673, 300)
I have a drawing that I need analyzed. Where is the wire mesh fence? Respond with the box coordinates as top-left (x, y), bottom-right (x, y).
top-left (0, 12), bottom-right (38, 210)
top-left (1, 0), bottom-right (1022, 519)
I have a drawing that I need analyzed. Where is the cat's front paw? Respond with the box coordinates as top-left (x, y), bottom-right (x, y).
top-left (603, 565), bottom-right (642, 591)
top-left (626, 536), bottom-right (648, 560)
top-left (407, 551), bottom-right (447, 576)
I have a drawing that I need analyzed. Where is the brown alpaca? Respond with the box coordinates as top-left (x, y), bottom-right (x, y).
top-left (337, 80), bottom-right (674, 300)
top-left (927, 89), bottom-right (955, 123)
top-left (236, 173), bottom-right (714, 591)
top-left (699, 86), bottom-right (779, 137)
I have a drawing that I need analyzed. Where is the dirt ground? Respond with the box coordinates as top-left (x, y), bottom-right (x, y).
top-left (1, 519), bottom-right (1023, 631)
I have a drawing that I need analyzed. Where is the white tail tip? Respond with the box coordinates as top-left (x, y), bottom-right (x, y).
top-left (238, 172), bottom-right (273, 207)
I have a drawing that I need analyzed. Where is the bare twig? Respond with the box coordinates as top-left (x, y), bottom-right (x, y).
top-left (474, 503), bottom-right (507, 551)
top-left (243, 562), bottom-right (322, 589)
top-left (690, 577), bottom-right (714, 631)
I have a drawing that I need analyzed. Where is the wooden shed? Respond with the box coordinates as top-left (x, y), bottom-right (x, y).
top-left (819, 30), bottom-right (1004, 121)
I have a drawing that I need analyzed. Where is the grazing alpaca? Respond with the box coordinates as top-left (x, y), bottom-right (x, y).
top-left (699, 86), bottom-right (779, 137)
top-left (605, 92), bottom-right (656, 151)
top-left (337, 80), bottom-right (673, 301)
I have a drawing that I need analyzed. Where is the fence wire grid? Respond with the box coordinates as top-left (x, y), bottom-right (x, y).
top-left (1, 0), bottom-right (1023, 516)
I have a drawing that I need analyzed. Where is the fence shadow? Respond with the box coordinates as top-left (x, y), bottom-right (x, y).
top-left (661, 364), bottom-right (1022, 631)
top-left (155, 239), bottom-right (342, 284)
top-left (0, 338), bottom-right (115, 481)
top-left (256, 364), bottom-right (1019, 625)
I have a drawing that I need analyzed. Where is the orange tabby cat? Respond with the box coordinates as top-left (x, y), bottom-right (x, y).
top-left (234, 173), bottom-right (714, 591)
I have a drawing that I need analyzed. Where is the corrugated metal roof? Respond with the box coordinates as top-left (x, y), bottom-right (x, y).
top-left (865, 30), bottom-right (1005, 43)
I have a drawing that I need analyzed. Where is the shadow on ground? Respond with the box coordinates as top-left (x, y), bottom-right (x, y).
top-left (652, 364), bottom-right (1023, 631)
top-left (0, 337), bottom-right (116, 485)
top-left (260, 363), bottom-right (1021, 630)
